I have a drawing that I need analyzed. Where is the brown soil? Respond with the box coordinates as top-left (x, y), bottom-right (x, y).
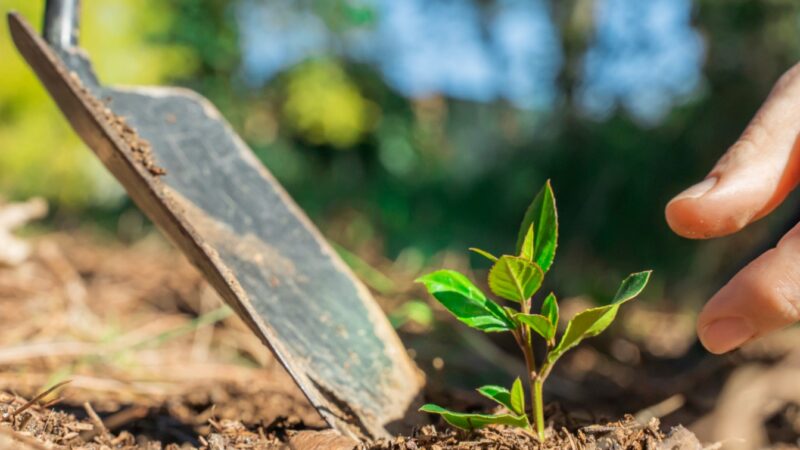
top-left (106, 108), bottom-right (168, 177)
top-left (366, 417), bottom-right (702, 450)
top-left (0, 383), bottom-right (700, 450)
top-left (0, 390), bottom-right (292, 449)
top-left (0, 230), bottom-right (322, 448)
top-left (2, 228), bottom-right (800, 449)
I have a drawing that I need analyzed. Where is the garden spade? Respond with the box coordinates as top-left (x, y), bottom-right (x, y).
top-left (7, 1), bottom-right (423, 441)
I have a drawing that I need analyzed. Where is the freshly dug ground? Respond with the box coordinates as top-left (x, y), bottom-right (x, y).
top-left (0, 228), bottom-right (799, 449)
top-left (365, 417), bottom-right (705, 449)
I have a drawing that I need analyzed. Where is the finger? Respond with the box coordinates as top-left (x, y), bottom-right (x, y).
top-left (697, 223), bottom-right (800, 354)
top-left (666, 63), bottom-right (800, 239)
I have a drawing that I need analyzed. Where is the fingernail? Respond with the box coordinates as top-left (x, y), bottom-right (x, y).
top-left (674, 177), bottom-right (718, 200)
top-left (699, 317), bottom-right (756, 354)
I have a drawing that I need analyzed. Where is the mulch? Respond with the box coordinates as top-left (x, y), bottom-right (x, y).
top-left (0, 229), bottom-right (796, 449)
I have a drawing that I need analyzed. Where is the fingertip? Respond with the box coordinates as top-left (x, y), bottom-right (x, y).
top-left (666, 174), bottom-right (771, 239)
top-left (665, 177), bottom-right (720, 239)
top-left (665, 196), bottom-right (710, 239)
top-left (696, 239), bottom-right (800, 354)
top-left (697, 317), bottom-right (756, 354)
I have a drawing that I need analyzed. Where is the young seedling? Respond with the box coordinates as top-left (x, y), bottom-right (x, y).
top-left (416, 180), bottom-right (651, 440)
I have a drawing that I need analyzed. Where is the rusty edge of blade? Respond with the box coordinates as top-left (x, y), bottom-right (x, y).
top-left (5, 11), bottom-right (401, 441)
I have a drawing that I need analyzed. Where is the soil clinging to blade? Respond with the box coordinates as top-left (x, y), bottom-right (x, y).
top-left (68, 71), bottom-right (167, 177)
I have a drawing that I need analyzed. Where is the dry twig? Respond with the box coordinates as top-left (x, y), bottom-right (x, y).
top-left (11, 381), bottom-right (71, 419)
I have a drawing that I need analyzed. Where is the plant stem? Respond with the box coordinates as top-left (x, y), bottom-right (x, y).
top-left (533, 378), bottom-right (545, 441)
top-left (513, 325), bottom-right (538, 436)
top-left (518, 297), bottom-right (539, 435)
top-left (517, 336), bottom-right (537, 436)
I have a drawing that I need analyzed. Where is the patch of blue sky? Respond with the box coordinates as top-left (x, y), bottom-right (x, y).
top-left (577, 0), bottom-right (705, 124)
top-left (490, 0), bottom-right (563, 109)
top-left (236, 0), bottom-right (703, 122)
top-left (371, 0), bottom-right (497, 103)
top-left (236, 0), bottom-right (330, 86)
top-left (236, 0), bottom-right (563, 110)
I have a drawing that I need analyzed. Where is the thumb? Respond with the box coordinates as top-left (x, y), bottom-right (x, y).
top-left (697, 223), bottom-right (800, 354)
top-left (666, 64), bottom-right (800, 239)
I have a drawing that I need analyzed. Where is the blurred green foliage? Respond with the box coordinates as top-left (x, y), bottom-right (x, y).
top-left (283, 59), bottom-right (378, 149)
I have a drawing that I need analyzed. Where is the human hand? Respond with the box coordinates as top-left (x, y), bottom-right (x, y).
top-left (666, 64), bottom-right (800, 354)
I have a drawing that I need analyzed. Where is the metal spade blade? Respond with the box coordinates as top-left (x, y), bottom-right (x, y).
top-left (8, 3), bottom-right (422, 440)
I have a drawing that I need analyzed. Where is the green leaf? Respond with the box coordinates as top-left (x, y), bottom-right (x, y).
top-left (419, 404), bottom-right (529, 431)
top-left (510, 378), bottom-right (525, 416)
top-left (477, 378), bottom-right (525, 416)
top-left (515, 180), bottom-right (558, 273)
top-left (541, 292), bottom-right (559, 332)
top-left (520, 225), bottom-right (535, 261)
top-left (477, 385), bottom-right (514, 412)
top-left (488, 256), bottom-right (544, 303)
top-left (469, 247), bottom-right (498, 263)
top-left (516, 313), bottom-right (554, 341)
top-left (548, 271), bottom-right (651, 364)
top-left (611, 270), bottom-right (652, 304)
top-left (416, 270), bottom-right (514, 332)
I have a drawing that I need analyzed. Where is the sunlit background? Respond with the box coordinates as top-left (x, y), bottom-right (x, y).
top-left (2, 0), bottom-right (800, 314)
top-left (5, 2), bottom-right (800, 446)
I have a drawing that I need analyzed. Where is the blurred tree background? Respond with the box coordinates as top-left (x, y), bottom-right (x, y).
top-left (2, 0), bottom-right (800, 310)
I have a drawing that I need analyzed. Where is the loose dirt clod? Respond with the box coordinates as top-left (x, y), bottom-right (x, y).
top-left (68, 71), bottom-right (167, 177)
top-left (106, 111), bottom-right (168, 177)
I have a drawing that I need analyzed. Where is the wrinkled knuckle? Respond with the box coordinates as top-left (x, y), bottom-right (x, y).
top-left (748, 265), bottom-right (800, 324)
top-left (779, 264), bottom-right (800, 321)
top-left (774, 284), bottom-right (800, 324)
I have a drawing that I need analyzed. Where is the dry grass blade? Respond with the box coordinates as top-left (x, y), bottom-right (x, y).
top-left (81, 401), bottom-right (110, 443)
top-left (634, 394), bottom-right (685, 423)
top-left (11, 380), bottom-right (71, 418)
top-left (563, 427), bottom-right (577, 450)
top-left (208, 417), bottom-right (223, 432)
top-left (101, 405), bottom-right (149, 431)
top-left (40, 397), bottom-right (62, 409)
